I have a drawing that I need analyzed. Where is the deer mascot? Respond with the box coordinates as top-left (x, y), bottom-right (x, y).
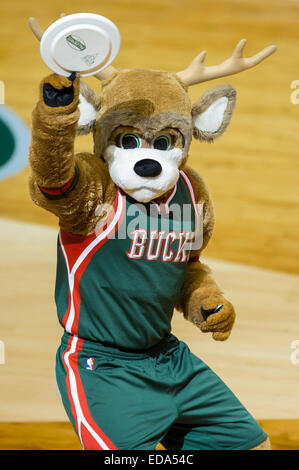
top-left (28, 16), bottom-right (276, 450)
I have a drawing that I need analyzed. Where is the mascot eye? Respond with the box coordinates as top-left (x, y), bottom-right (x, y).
top-left (152, 135), bottom-right (171, 151)
top-left (120, 133), bottom-right (141, 149)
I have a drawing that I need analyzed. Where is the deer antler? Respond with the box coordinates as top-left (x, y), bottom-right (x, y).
top-left (177, 39), bottom-right (277, 87)
top-left (28, 17), bottom-right (44, 41)
top-left (28, 14), bottom-right (68, 42)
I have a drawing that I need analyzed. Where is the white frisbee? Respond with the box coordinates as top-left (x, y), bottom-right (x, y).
top-left (40, 13), bottom-right (121, 77)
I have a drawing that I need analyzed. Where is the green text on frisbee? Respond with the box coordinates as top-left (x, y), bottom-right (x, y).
top-left (66, 35), bottom-right (86, 51)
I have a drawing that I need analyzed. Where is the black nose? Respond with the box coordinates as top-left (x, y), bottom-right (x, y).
top-left (134, 159), bottom-right (162, 177)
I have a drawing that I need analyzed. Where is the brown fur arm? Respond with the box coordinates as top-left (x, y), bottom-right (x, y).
top-left (29, 73), bottom-right (82, 188)
top-left (177, 165), bottom-right (236, 341)
top-left (29, 151), bottom-right (114, 235)
top-left (29, 100), bottom-right (79, 188)
top-left (28, 74), bottom-right (114, 235)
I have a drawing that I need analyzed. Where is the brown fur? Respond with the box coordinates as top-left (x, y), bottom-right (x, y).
top-left (27, 34), bottom-right (275, 449)
top-left (99, 69), bottom-right (192, 118)
top-left (76, 80), bottom-right (102, 136)
top-left (29, 75), bottom-right (115, 234)
top-left (29, 151), bottom-right (115, 235)
top-left (79, 80), bottom-right (101, 110)
top-left (94, 109), bottom-right (192, 158)
top-left (192, 85), bottom-right (237, 142)
top-left (29, 103), bottom-right (79, 188)
top-left (29, 71), bottom-right (236, 336)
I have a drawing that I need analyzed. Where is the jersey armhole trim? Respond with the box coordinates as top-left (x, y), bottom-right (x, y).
top-left (179, 169), bottom-right (198, 217)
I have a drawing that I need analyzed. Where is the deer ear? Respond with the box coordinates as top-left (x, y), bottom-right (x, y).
top-left (77, 81), bottom-right (101, 136)
top-left (192, 85), bottom-right (236, 142)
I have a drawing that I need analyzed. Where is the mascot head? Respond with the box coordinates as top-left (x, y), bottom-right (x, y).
top-left (29, 17), bottom-right (276, 203)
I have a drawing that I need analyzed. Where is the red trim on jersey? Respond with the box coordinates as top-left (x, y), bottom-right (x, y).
top-left (60, 190), bottom-right (126, 335)
top-left (71, 194), bottom-right (125, 336)
top-left (60, 193), bottom-right (120, 329)
top-left (63, 336), bottom-right (118, 450)
top-left (180, 169), bottom-right (198, 217)
top-left (180, 169), bottom-right (200, 259)
top-left (165, 184), bottom-right (177, 205)
top-left (73, 338), bottom-right (118, 450)
top-left (59, 189), bottom-right (120, 273)
top-left (153, 184), bottom-right (177, 215)
top-left (62, 335), bottom-right (80, 437)
top-left (59, 231), bottom-right (97, 274)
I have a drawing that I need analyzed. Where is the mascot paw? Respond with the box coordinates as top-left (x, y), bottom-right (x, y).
top-left (40, 72), bottom-right (80, 112)
top-left (187, 292), bottom-right (236, 341)
top-left (200, 298), bottom-right (236, 341)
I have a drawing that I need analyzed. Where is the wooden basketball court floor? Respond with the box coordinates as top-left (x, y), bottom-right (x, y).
top-left (1, 218), bottom-right (298, 449)
top-left (0, 0), bottom-right (299, 450)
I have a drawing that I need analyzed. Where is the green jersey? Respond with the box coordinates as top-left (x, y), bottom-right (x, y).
top-left (55, 170), bottom-right (197, 350)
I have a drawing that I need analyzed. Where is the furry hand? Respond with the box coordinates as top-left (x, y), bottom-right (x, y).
top-left (200, 298), bottom-right (236, 341)
top-left (40, 72), bottom-right (80, 113)
top-left (187, 292), bottom-right (236, 341)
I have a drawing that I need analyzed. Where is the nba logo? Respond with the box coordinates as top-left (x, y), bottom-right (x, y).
top-left (86, 357), bottom-right (94, 371)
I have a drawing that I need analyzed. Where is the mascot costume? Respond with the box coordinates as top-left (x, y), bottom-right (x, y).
top-left (28, 14), bottom-right (276, 450)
